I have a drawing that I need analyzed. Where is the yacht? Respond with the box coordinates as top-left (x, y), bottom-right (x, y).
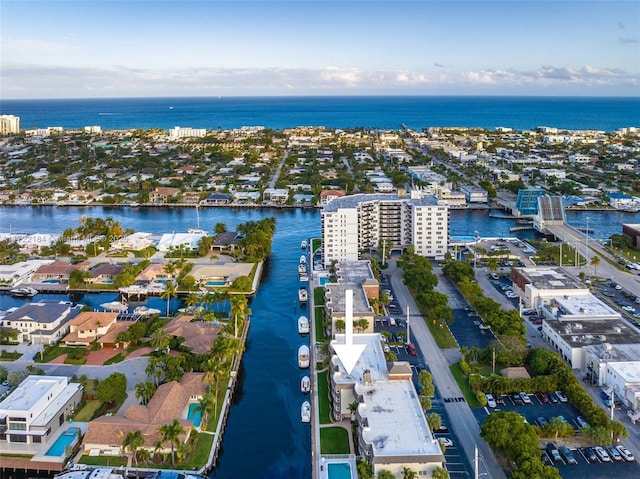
top-left (301, 375), bottom-right (311, 394)
top-left (298, 344), bottom-right (310, 368)
top-left (301, 400), bottom-right (311, 423)
top-left (10, 286), bottom-right (38, 298)
top-left (298, 287), bottom-right (308, 304)
top-left (299, 254), bottom-right (306, 264)
top-left (54, 467), bottom-right (124, 479)
top-left (298, 263), bottom-right (307, 274)
top-left (301, 240), bottom-right (308, 250)
top-left (298, 315), bottom-right (310, 335)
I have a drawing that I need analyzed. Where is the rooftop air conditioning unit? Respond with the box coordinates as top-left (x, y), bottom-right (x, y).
top-left (603, 343), bottom-right (613, 351)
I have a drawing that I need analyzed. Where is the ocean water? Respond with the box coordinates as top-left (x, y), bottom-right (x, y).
top-left (1, 96), bottom-right (638, 131)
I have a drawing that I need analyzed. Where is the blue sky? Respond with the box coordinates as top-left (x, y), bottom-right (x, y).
top-left (1, 1), bottom-right (639, 98)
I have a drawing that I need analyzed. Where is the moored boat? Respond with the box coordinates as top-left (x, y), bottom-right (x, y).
top-left (298, 344), bottom-right (310, 368)
top-left (54, 466), bottom-right (124, 479)
top-left (301, 400), bottom-right (311, 422)
top-left (298, 315), bottom-right (310, 335)
top-left (298, 287), bottom-right (308, 304)
top-left (301, 240), bottom-right (307, 250)
top-left (298, 263), bottom-right (307, 274)
top-left (301, 375), bottom-right (311, 394)
top-left (9, 286), bottom-right (38, 298)
top-left (299, 254), bottom-right (306, 264)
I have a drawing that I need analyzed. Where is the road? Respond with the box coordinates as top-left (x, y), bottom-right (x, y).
top-left (387, 257), bottom-right (507, 479)
top-left (268, 149), bottom-right (289, 189)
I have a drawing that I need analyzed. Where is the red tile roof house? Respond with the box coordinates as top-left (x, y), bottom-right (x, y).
top-left (319, 189), bottom-right (346, 205)
top-left (164, 315), bottom-right (221, 355)
top-left (61, 311), bottom-right (125, 349)
top-left (83, 372), bottom-right (206, 456)
top-left (31, 260), bottom-right (90, 283)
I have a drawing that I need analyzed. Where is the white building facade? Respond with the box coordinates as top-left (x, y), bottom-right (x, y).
top-left (321, 193), bottom-right (449, 267)
top-left (0, 115), bottom-right (20, 135)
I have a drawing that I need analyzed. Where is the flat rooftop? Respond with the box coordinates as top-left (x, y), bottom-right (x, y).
top-left (546, 318), bottom-right (640, 347)
top-left (585, 343), bottom-right (640, 363)
top-left (520, 267), bottom-right (584, 290)
top-left (322, 193), bottom-right (440, 213)
top-left (330, 333), bottom-right (388, 385)
top-left (355, 379), bottom-right (443, 461)
top-left (335, 260), bottom-right (376, 284)
top-left (325, 284), bottom-right (373, 315)
top-left (541, 292), bottom-right (621, 320)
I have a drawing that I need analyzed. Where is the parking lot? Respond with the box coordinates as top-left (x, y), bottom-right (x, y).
top-left (473, 392), bottom-right (640, 477)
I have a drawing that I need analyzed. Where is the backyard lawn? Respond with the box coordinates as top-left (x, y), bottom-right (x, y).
top-left (317, 371), bottom-right (331, 424)
top-left (73, 400), bottom-right (101, 422)
top-left (320, 427), bottom-right (350, 454)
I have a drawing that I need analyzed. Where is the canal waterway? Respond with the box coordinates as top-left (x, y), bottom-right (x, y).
top-left (1, 205), bottom-right (638, 478)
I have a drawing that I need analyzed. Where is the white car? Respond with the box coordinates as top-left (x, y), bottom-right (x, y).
top-left (438, 438), bottom-right (454, 448)
top-left (555, 390), bottom-right (568, 403)
top-left (485, 393), bottom-right (497, 408)
top-left (594, 446), bottom-right (611, 462)
top-left (617, 445), bottom-right (635, 462)
top-left (520, 392), bottom-right (532, 404)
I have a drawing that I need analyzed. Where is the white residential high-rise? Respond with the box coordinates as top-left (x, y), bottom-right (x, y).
top-left (169, 126), bottom-right (207, 138)
top-left (0, 115), bottom-right (20, 135)
top-left (321, 193), bottom-right (449, 266)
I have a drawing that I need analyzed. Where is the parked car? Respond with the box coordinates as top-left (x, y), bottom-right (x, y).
top-left (406, 344), bottom-right (417, 356)
top-left (594, 446), bottom-right (611, 462)
top-left (546, 443), bottom-right (562, 462)
top-left (511, 393), bottom-right (524, 405)
top-left (438, 438), bottom-right (454, 448)
top-left (576, 416), bottom-right (589, 428)
top-left (433, 424), bottom-right (449, 433)
top-left (536, 417), bottom-right (548, 428)
top-left (555, 390), bottom-right (568, 403)
top-left (485, 393), bottom-right (497, 408)
top-left (607, 445), bottom-right (623, 461)
top-left (388, 317), bottom-right (397, 326)
top-left (617, 445), bottom-right (635, 462)
top-left (548, 392), bottom-right (559, 403)
top-left (580, 447), bottom-right (597, 462)
top-left (537, 392), bottom-right (550, 403)
top-left (520, 392), bottom-right (532, 404)
top-left (559, 446), bottom-right (578, 464)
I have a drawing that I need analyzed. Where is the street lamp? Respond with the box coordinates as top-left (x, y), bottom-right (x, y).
top-left (585, 216), bottom-right (590, 268)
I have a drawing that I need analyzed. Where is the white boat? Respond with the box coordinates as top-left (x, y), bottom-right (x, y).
top-left (54, 467), bottom-right (124, 479)
top-left (301, 400), bottom-right (311, 422)
top-left (298, 287), bottom-right (308, 303)
top-left (301, 375), bottom-right (311, 394)
top-left (299, 273), bottom-right (309, 283)
top-left (298, 263), bottom-right (307, 274)
top-left (10, 286), bottom-right (38, 298)
top-left (133, 306), bottom-right (161, 316)
top-left (301, 240), bottom-right (308, 250)
top-left (100, 301), bottom-right (128, 312)
top-left (298, 344), bottom-right (310, 368)
top-left (298, 315), bottom-right (310, 335)
top-left (299, 254), bottom-right (306, 264)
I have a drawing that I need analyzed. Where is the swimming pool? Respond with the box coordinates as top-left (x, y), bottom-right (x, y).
top-left (187, 403), bottom-right (202, 427)
top-left (44, 427), bottom-right (79, 457)
top-left (327, 462), bottom-right (352, 479)
top-left (42, 279), bottom-right (60, 283)
top-left (319, 277), bottom-right (330, 286)
top-left (204, 280), bottom-right (226, 287)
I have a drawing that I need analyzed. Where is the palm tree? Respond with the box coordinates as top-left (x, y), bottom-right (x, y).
top-left (402, 467), bottom-right (417, 479)
top-left (591, 255), bottom-right (601, 279)
top-left (150, 328), bottom-right (170, 352)
top-left (158, 419), bottom-right (185, 467)
top-left (123, 430), bottom-right (144, 466)
top-left (135, 381), bottom-right (157, 405)
top-left (229, 294), bottom-right (250, 338)
top-left (203, 360), bottom-right (224, 425)
top-left (193, 389), bottom-right (216, 431)
top-left (160, 280), bottom-right (177, 317)
top-left (377, 471), bottom-right (395, 479)
top-left (185, 292), bottom-right (201, 315)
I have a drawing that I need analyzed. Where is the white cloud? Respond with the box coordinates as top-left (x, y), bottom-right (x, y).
top-left (1, 63), bottom-right (638, 98)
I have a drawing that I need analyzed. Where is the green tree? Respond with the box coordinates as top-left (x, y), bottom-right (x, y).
top-left (377, 471), bottom-right (395, 479)
top-left (150, 328), bottom-right (170, 352)
top-left (160, 280), bottom-right (177, 317)
top-left (135, 381), bottom-right (157, 405)
top-left (97, 372), bottom-right (127, 404)
top-left (427, 412), bottom-right (442, 432)
top-left (122, 430), bottom-right (144, 466)
top-left (402, 467), bottom-right (417, 479)
top-left (214, 222), bottom-right (227, 234)
top-left (591, 255), bottom-right (601, 278)
top-left (158, 419), bottom-right (185, 467)
top-left (432, 467), bottom-right (450, 479)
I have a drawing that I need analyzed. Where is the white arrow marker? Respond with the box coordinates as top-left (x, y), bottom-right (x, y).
top-left (333, 289), bottom-right (366, 375)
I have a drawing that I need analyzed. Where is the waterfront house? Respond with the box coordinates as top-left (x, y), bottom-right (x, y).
top-left (202, 193), bottom-right (230, 205)
top-left (1, 300), bottom-right (82, 344)
top-left (0, 259), bottom-right (54, 287)
top-left (164, 315), bottom-right (221, 354)
top-left (211, 231), bottom-right (240, 252)
top-left (190, 262), bottom-right (254, 288)
top-left (262, 188), bottom-right (289, 204)
top-left (319, 189), bottom-right (346, 205)
top-left (32, 260), bottom-right (90, 283)
top-left (83, 372), bottom-right (206, 456)
top-left (86, 264), bottom-right (125, 284)
top-left (135, 263), bottom-right (172, 283)
top-left (61, 311), bottom-right (119, 348)
top-left (0, 376), bottom-right (82, 449)
top-left (149, 187), bottom-right (180, 203)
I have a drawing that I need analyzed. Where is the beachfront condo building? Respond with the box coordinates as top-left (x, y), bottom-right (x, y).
top-left (0, 115), bottom-right (20, 135)
top-left (321, 193), bottom-right (449, 266)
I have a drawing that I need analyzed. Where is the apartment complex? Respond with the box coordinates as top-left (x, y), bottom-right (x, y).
top-left (321, 193), bottom-right (449, 266)
top-left (0, 115), bottom-right (20, 135)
